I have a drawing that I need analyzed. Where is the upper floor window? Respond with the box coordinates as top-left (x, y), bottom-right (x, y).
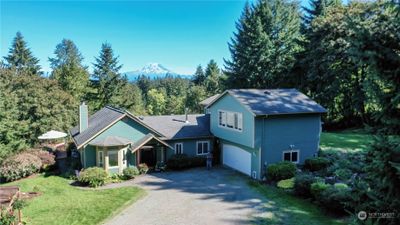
top-left (283, 150), bottom-right (299, 164)
top-left (175, 143), bottom-right (183, 154)
top-left (218, 110), bottom-right (242, 132)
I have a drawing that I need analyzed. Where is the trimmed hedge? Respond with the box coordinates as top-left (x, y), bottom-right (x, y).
top-left (310, 181), bottom-right (330, 198)
top-left (318, 185), bottom-right (352, 214)
top-left (78, 167), bottom-right (108, 187)
top-left (0, 152), bottom-right (42, 182)
top-left (123, 167), bottom-right (140, 179)
top-left (304, 157), bottom-right (330, 172)
top-left (277, 178), bottom-right (295, 189)
top-left (294, 173), bottom-right (316, 198)
top-left (266, 161), bottom-right (296, 181)
top-left (166, 154), bottom-right (206, 170)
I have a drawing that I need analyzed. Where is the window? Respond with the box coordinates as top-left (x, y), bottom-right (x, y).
top-left (175, 143), bottom-right (183, 154)
top-left (108, 150), bottom-right (118, 167)
top-left (227, 112), bottom-right (234, 128)
top-left (283, 150), bottom-right (299, 163)
top-left (97, 151), bottom-right (104, 167)
top-left (219, 111), bottom-right (226, 126)
top-left (197, 141), bottom-right (210, 155)
top-left (218, 110), bottom-right (242, 132)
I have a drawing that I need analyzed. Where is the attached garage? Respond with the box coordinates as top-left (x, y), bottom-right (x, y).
top-left (222, 144), bottom-right (251, 176)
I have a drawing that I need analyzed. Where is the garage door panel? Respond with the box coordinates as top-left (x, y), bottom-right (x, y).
top-left (223, 144), bottom-right (251, 176)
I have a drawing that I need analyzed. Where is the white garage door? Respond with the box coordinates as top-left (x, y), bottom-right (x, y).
top-left (222, 144), bottom-right (251, 176)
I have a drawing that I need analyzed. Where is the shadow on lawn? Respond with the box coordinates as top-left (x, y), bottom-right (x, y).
top-left (136, 166), bottom-right (315, 224)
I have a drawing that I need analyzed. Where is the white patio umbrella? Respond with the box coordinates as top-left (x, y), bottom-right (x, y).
top-left (38, 130), bottom-right (68, 140)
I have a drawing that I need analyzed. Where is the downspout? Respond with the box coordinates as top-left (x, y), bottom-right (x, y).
top-left (260, 115), bottom-right (267, 180)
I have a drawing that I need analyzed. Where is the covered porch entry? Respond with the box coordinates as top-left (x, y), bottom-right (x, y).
top-left (130, 134), bottom-right (172, 168)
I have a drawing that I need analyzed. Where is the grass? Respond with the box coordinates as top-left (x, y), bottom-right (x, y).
top-left (248, 181), bottom-right (346, 225)
top-left (1, 175), bottom-right (145, 225)
top-left (320, 130), bottom-right (373, 152)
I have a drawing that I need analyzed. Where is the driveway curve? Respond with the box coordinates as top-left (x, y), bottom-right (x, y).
top-left (103, 167), bottom-right (266, 225)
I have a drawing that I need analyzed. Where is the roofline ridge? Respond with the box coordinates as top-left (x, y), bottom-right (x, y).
top-left (105, 105), bottom-right (125, 114)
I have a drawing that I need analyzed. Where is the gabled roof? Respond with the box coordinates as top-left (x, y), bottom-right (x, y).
top-left (199, 94), bottom-right (220, 106)
top-left (89, 136), bottom-right (132, 147)
top-left (130, 133), bottom-right (172, 153)
top-left (70, 106), bottom-right (163, 149)
top-left (139, 114), bottom-right (211, 140)
top-left (206, 89), bottom-right (326, 116)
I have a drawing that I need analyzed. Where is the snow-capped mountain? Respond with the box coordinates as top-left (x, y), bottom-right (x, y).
top-left (123, 63), bottom-right (191, 81)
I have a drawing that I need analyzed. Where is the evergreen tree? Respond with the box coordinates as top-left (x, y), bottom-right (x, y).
top-left (204, 60), bottom-right (222, 95)
top-left (4, 32), bottom-right (41, 75)
top-left (225, 0), bottom-right (302, 88)
top-left (302, 0), bottom-right (339, 27)
top-left (192, 65), bottom-right (206, 85)
top-left (49, 39), bottom-right (89, 100)
top-left (185, 85), bottom-right (207, 113)
top-left (92, 43), bottom-right (124, 109)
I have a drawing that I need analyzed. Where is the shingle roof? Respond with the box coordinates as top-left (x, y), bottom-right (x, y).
top-left (89, 136), bottom-right (132, 147)
top-left (130, 133), bottom-right (172, 152)
top-left (199, 94), bottom-right (220, 106)
top-left (70, 106), bottom-right (125, 148)
top-left (139, 114), bottom-right (211, 140)
top-left (208, 89), bottom-right (326, 115)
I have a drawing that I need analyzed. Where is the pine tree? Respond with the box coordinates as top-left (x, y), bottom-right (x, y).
top-left (192, 65), bottom-right (206, 85)
top-left (204, 60), bottom-right (222, 95)
top-left (92, 43), bottom-right (124, 109)
top-left (4, 32), bottom-right (41, 75)
top-left (49, 39), bottom-right (89, 100)
top-left (225, 0), bottom-right (302, 88)
top-left (302, 0), bottom-right (339, 27)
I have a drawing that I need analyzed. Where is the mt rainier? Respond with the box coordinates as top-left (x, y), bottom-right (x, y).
top-left (123, 63), bottom-right (191, 81)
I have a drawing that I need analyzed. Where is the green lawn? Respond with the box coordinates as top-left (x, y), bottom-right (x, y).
top-left (2, 175), bottom-right (145, 225)
top-left (320, 130), bottom-right (373, 151)
top-left (248, 181), bottom-right (346, 225)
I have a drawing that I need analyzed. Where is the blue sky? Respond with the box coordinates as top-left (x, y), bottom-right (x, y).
top-left (1, 0), bottom-right (310, 75)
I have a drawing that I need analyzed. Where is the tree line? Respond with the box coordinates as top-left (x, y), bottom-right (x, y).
top-left (224, 0), bottom-right (399, 133)
top-left (0, 32), bottom-right (225, 161)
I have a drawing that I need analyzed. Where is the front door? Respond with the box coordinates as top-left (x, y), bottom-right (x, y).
top-left (140, 147), bottom-right (156, 167)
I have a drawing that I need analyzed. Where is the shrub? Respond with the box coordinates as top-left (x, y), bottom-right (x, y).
top-left (26, 149), bottom-right (55, 169)
top-left (138, 163), bottom-right (149, 174)
top-left (189, 156), bottom-right (206, 167)
top-left (78, 167), bottom-right (108, 187)
top-left (304, 157), bottom-right (330, 172)
top-left (0, 152), bottom-right (42, 182)
top-left (310, 181), bottom-right (330, 198)
top-left (333, 183), bottom-right (349, 190)
top-left (318, 185), bottom-right (352, 214)
top-left (294, 173), bottom-right (316, 198)
top-left (266, 161), bottom-right (296, 181)
top-left (123, 167), bottom-right (139, 179)
top-left (277, 178), bottom-right (295, 189)
top-left (167, 154), bottom-right (191, 170)
top-left (334, 168), bottom-right (353, 181)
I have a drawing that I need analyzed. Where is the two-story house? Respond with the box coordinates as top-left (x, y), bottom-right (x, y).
top-left (70, 89), bottom-right (326, 179)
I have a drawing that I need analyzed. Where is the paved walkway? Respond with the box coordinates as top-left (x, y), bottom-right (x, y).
top-left (103, 167), bottom-right (266, 225)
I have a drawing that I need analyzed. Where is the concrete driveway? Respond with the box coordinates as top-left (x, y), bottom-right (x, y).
top-left (103, 167), bottom-right (266, 225)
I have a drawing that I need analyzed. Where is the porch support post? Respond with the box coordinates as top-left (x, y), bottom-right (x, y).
top-left (136, 149), bottom-right (140, 165)
top-left (104, 148), bottom-right (109, 172)
top-left (161, 147), bottom-right (165, 162)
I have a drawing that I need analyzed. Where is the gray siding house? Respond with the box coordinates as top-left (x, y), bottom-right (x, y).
top-left (70, 89), bottom-right (326, 179)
